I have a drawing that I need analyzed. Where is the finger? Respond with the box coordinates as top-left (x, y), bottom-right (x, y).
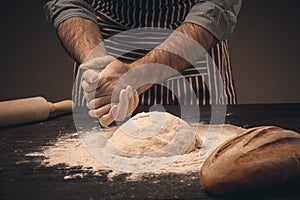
top-left (126, 86), bottom-right (134, 116)
top-left (81, 80), bottom-right (98, 93)
top-left (87, 96), bottom-right (112, 109)
top-left (127, 90), bottom-right (134, 117)
top-left (115, 89), bottom-right (129, 121)
top-left (82, 69), bottom-right (100, 83)
top-left (125, 85), bottom-right (132, 95)
top-left (84, 89), bottom-right (101, 102)
top-left (84, 88), bottom-right (111, 102)
top-left (88, 104), bottom-right (111, 118)
top-left (80, 55), bottom-right (116, 70)
top-left (127, 90), bottom-right (139, 117)
top-left (84, 82), bottom-right (114, 102)
top-left (132, 90), bottom-right (139, 110)
top-left (99, 105), bottom-right (118, 127)
top-left (84, 90), bottom-right (97, 102)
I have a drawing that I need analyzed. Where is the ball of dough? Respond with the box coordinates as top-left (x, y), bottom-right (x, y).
top-left (200, 126), bottom-right (300, 195)
top-left (104, 112), bottom-right (202, 158)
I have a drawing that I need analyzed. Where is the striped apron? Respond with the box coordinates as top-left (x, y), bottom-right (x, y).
top-left (73, 0), bottom-right (237, 107)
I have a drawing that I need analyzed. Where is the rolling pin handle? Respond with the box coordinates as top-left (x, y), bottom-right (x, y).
top-left (47, 102), bottom-right (55, 113)
top-left (50, 100), bottom-right (73, 113)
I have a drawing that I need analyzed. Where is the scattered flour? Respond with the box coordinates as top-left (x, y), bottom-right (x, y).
top-left (26, 113), bottom-right (244, 181)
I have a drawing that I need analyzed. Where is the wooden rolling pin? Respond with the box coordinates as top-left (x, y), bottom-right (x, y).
top-left (0, 97), bottom-right (73, 127)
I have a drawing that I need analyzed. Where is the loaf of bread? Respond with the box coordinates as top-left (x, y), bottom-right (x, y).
top-left (200, 126), bottom-right (300, 195)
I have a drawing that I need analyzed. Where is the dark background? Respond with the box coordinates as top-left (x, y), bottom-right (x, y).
top-left (0, 0), bottom-right (299, 104)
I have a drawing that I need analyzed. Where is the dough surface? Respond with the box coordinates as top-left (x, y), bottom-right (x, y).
top-left (104, 112), bottom-right (202, 157)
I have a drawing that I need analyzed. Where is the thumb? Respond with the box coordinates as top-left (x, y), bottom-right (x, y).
top-left (99, 105), bottom-right (118, 127)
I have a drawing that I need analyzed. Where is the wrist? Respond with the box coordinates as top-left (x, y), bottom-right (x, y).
top-left (83, 43), bottom-right (107, 63)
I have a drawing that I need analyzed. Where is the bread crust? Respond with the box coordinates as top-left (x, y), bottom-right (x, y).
top-left (200, 126), bottom-right (300, 195)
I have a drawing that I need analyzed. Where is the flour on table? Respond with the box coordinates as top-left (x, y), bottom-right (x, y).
top-left (26, 112), bottom-right (244, 180)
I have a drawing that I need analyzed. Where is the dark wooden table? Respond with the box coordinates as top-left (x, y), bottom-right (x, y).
top-left (0, 104), bottom-right (299, 200)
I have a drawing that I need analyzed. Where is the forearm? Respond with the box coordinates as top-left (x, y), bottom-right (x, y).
top-left (128, 22), bottom-right (216, 93)
top-left (57, 17), bottom-right (106, 63)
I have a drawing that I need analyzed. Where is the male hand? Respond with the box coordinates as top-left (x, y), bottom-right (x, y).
top-left (80, 55), bottom-right (138, 126)
top-left (99, 85), bottom-right (139, 127)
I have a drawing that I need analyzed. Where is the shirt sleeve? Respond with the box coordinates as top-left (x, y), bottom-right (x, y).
top-left (44, 0), bottom-right (98, 29)
top-left (184, 0), bottom-right (242, 41)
